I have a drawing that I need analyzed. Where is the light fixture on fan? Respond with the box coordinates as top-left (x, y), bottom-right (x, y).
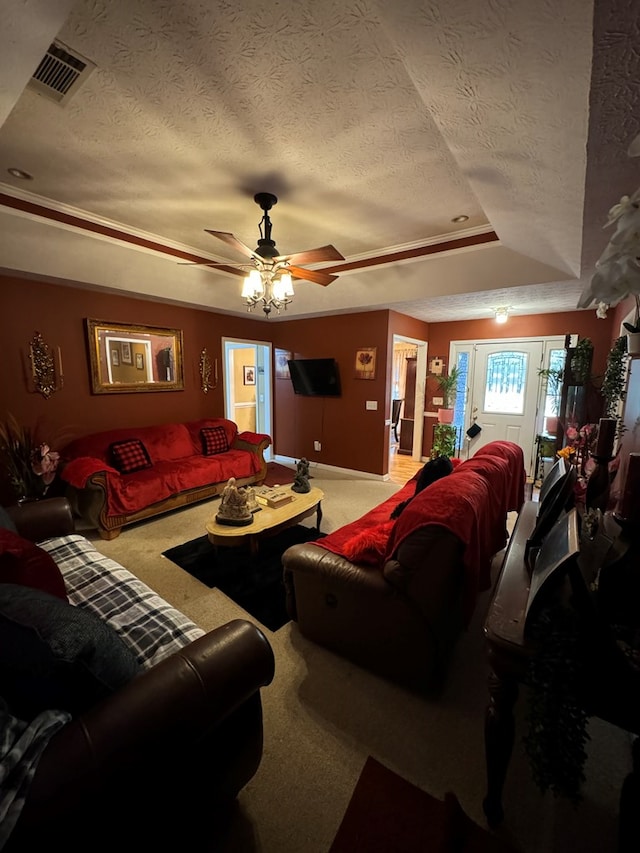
top-left (183, 193), bottom-right (344, 318)
top-left (241, 263), bottom-right (295, 316)
top-left (494, 307), bottom-right (510, 324)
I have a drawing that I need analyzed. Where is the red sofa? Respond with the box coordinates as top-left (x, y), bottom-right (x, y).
top-left (60, 418), bottom-right (271, 539)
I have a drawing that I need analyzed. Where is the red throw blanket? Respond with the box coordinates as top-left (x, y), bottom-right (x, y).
top-left (474, 440), bottom-right (526, 511)
top-left (317, 479), bottom-right (416, 563)
top-left (384, 471), bottom-right (496, 623)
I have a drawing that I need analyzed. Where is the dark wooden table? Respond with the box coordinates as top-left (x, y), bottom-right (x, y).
top-left (482, 502), bottom-right (640, 850)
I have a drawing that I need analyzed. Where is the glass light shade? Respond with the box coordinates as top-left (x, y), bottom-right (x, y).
top-left (279, 272), bottom-right (294, 296)
top-left (495, 308), bottom-right (509, 324)
top-left (242, 269), bottom-right (263, 298)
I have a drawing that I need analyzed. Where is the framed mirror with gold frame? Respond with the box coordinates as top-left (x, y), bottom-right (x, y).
top-left (86, 319), bottom-right (185, 394)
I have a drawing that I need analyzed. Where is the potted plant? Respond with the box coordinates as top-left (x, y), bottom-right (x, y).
top-left (0, 414), bottom-right (60, 502)
top-left (433, 365), bottom-right (460, 424)
top-left (432, 423), bottom-right (458, 459)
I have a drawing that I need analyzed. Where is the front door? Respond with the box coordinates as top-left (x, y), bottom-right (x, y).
top-left (469, 341), bottom-right (544, 475)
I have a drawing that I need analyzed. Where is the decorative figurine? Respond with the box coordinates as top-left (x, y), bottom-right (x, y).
top-left (292, 457), bottom-right (311, 493)
top-left (215, 477), bottom-right (254, 526)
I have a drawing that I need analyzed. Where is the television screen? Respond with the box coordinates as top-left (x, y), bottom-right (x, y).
top-left (287, 358), bottom-right (341, 396)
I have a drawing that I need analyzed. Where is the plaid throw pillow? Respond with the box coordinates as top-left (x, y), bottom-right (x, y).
top-left (201, 426), bottom-right (229, 456)
top-left (110, 439), bottom-right (152, 474)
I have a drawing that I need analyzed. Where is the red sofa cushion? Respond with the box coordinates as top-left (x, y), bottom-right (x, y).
top-left (0, 528), bottom-right (68, 601)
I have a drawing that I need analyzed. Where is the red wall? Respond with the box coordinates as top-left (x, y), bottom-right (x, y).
top-left (268, 310), bottom-right (429, 475)
top-left (1, 272), bottom-right (617, 492)
top-left (0, 274), bottom-right (266, 444)
top-left (422, 309), bottom-right (616, 456)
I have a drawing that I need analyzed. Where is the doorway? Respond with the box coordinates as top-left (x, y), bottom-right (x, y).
top-left (390, 335), bottom-right (428, 465)
top-left (450, 336), bottom-right (565, 476)
top-left (222, 338), bottom-right (273, 460)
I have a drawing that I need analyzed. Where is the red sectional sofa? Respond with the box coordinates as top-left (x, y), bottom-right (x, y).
top-left (60, 418), bottom-right (271, 539)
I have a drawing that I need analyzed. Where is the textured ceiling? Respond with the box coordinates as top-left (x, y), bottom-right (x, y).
top-left (0, 0), bottom-right (639, 322)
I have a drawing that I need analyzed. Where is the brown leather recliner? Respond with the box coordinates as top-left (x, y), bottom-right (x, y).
top-left (4, 499), bottom-right (275, 851)
top-left (283, 527), bottom-right (466, 693)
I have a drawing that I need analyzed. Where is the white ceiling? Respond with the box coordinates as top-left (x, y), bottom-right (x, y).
top-left (0, 0), bottom-right (638, 323)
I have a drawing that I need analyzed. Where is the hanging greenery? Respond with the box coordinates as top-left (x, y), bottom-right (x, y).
top-left (523, 603), bottom-right (590, 804)
top-left (601, 335), bottom-right (628, 418)
top-left (570, 338), bottom-right (593, 384)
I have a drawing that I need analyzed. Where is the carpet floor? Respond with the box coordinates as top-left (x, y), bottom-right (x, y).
top-left (162, 523), bottom-right (323, 631)
top-left (329, 756), bottom-right (516, 853)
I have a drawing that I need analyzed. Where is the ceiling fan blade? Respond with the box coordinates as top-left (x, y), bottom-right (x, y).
top-left (288, 265), bottom-right (338, 286)
top-left (276, 245), bottom-right (345, 265)
top-left (204, 230), bottom-right (260, 260)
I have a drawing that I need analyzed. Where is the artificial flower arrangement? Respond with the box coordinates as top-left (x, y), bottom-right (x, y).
top-left (578, 131), bottom-right (640, 328)
top-left (0, 414), bottom-right (60, 501)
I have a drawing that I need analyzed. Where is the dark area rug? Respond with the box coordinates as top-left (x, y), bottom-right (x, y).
top-left (329, 757), bottom-right (516, 853)
top-left (162, 524), bottom-right (323, 631)
top-left (262, 461), bottom-right (297, 486)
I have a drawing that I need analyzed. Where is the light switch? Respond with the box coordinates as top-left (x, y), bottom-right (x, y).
top-left (366, 400), bottom-right (378, 410)
top-left (433, 396), bottom-right (444, 406)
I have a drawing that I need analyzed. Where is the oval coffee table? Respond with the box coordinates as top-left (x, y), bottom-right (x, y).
top-left (206, 486), bottom-right (324, 555)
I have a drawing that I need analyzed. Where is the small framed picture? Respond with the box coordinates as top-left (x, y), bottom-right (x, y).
top-left (275, 349), bottom-right (292, 379)
top-left (429, 357), bottom-right (444, 376)
top-left (243, 365), bottom-right (256, 385)
top-left (135, 353), bottom-right (144, 370)
top-left (121, 342), bottom-right (132, 364)
top-left (111, 349), bottom-right (120, 367)
top-left (354, 347), bottom-right (376, 380)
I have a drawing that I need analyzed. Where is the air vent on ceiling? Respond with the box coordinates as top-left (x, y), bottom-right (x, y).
top-left (28, 41), bottom-right (96, 104)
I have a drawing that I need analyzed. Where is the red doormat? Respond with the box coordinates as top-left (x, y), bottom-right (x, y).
top-left (329, 757), bottom-right (516, 853)
top-left (262, 461), bottom-right (297, 486)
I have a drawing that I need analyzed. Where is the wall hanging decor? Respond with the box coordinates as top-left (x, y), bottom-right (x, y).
top-left (275, 348), bottom-right (292, 379)
top-left (243, 365), bottom-right (256, 385)
top-left (354, 347), bottom-right (376, 380)
top-left (86, 319), bottom-right (184, 394)
top-left (199, 347), bottom-right (218, 393)
top-left (28, 331), bottom-right (63, 399)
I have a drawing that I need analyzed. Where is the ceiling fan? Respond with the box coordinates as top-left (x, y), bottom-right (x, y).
top-left (204, 192), bottom-right (344, 285)
top-left (185, 193), bottom-right (345, 313)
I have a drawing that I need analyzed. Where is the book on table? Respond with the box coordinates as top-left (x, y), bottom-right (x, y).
top-left (254, 486), bottom-right (294, 508)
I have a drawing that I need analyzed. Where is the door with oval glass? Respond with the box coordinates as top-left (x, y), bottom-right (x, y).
top-left (469, 341), bottom-right (544, 475)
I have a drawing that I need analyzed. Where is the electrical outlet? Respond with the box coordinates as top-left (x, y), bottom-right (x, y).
top-left (314, 440), bottom-right (321, 451)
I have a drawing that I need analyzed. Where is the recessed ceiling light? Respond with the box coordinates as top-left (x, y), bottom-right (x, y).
top-left (451, 214), bottom-right (469, 223)
top-left (7, 168), bottom-right (33, 180)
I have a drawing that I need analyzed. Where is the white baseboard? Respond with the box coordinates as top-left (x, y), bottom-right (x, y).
top-left (273, 454), bottom-right (391, 482)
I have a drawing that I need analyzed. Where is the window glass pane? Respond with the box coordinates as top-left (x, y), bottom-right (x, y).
top-left (453, 351), bottom-right (469, 433)
top-left (543, 348), bottom-right (566, 418)
top-left (484, 351), bottom-right (528, 414)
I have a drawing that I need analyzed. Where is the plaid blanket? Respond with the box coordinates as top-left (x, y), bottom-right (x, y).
top-left (0, 702), bottom-right (70, 849)
top-left (1, 534), bottom-right (204, 848)
top-left (39, 534), bottom-right (204, 668)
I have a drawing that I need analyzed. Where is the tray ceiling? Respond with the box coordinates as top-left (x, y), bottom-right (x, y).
top-left (0, 0), bottom-right (638, 322)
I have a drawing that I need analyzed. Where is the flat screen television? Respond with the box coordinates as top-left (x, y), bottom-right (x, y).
top-left (287, 358), bottom-right (341, 397)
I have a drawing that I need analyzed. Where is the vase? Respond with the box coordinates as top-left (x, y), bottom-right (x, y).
top-left (626, 332), bottom-right (640, 355)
